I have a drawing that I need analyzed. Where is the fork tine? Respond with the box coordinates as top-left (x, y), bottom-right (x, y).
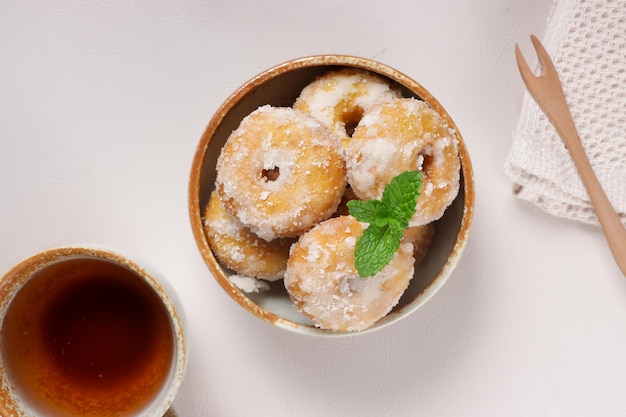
top-left (530, 34), bottom-right (554, 76)
top-left (514, 43), bottom-right (534, 82)
top-left (515, 42), bottom-right (541, 99)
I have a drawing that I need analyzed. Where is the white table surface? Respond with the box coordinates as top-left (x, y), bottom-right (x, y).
top-left (3, 1), bottom-right (626, 416)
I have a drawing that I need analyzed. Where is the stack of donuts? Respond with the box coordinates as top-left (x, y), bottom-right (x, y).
top-left (204, 68), bottom-right (460, 332)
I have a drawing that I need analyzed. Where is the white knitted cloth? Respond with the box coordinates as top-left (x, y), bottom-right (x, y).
top-left (504, 0), bottom-right (626, 227)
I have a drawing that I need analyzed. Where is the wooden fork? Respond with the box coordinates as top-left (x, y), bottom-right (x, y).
top-left (515, 34), bottom-right (626, 276)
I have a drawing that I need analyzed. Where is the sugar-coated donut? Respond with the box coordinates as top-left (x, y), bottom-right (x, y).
top-left (203, 191), bottom-right (294, 281)
top-left (284, 216), bottom-right (415, 332)
top-left (346, 98), bottom-right (460, 226)
top-left (215, 105), bottom-right (347, 241)
top-left (403, 223), bottom-right (435, 267)
top-left (332, 186), bottom-right (359, 218)
top-left (294, 68), bottom-right (402, 147)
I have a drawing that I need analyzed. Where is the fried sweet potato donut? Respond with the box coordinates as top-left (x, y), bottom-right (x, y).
top-left (403, 223), bottom-right (435, 267)
top-left (293, 68), bottom-right (402, 147)
top-left (331, 186), bottom-right (359, 218)
top-left (284, 216), bottom-right (415, 332)
top-left (215, 105), bottom-right (347, 241)
top-left (203, 191), bottom-right (294, 281)
top-left (346, 98), bottom-right (460, 226)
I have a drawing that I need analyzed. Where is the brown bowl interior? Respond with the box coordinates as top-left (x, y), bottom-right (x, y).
top-left (189, 55), bottom-right (474, 335)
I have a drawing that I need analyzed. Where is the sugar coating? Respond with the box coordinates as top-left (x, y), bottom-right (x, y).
top-left (346, 98), bottom-right (461, 226)
top-left (284, 216), bottom-right (415, 332)
top-left (228, 275), bottom-right (270, 293)
top-left (203, 190), bottom-right (294, 280)
top-left (294, 68), bottom-right (402, 147)
top-left (215, 106), bottom-right (347, 241)
top-left (402, 222), bottom-right (436, 267)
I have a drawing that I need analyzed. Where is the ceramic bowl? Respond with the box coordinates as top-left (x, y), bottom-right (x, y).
top-left (188, 55), bottom-right (475, 336)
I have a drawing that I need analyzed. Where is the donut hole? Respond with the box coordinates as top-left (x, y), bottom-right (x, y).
top-left (262, 167), bottom-right (280, 182)
top-left (341, 275), bottom-right (369, 294)
top-left (419, 151), bottom-right (434, 172)
top-left (343, 107), bottom-right (364, 137)
top-left (417, 151), bottom-right (435, 195)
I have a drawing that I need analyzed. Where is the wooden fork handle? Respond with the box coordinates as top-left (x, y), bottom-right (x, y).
top-left (543, 98), bottom-right (626, 276)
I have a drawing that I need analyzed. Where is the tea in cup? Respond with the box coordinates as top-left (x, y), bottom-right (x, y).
top-left (0, 246), bottom-right (187, 417)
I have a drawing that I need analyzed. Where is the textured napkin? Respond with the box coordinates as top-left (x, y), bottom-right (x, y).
top-left (504, 0), bottom-right (626, 227)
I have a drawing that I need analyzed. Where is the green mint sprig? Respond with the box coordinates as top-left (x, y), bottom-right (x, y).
top-left (347, 170), bottom-right (422, 278)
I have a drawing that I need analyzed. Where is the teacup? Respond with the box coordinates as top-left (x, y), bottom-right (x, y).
top-left (0, 246), bottom-right (187, 417)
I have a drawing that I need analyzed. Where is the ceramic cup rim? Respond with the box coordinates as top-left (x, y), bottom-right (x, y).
top-left (188, 54), bottom-right (475, 336)
top-left (0, 245), bottom-right (187, 417)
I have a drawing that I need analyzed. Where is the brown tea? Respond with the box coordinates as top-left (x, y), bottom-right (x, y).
top-left (1, 257), bottom-right (174, 417)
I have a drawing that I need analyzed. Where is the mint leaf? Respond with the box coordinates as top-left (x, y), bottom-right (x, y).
top-left (374, 216), bottom-right (389, 228)
top-left (348, 170), bottom-right (422, 278)
top-left (381, 170), bottom-right (422, 226)
top-left (346, 199), bottom-right (382, 224)
top-left (354, 224), bottom-right (404, 277)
